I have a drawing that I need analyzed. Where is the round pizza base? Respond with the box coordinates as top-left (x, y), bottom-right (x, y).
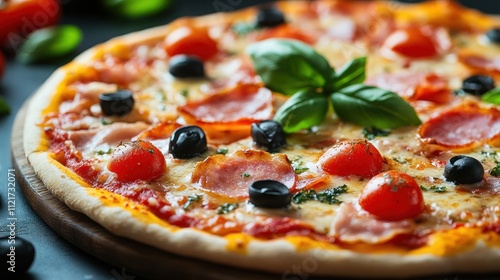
top-left (20, 3), bottom-right (500, 279)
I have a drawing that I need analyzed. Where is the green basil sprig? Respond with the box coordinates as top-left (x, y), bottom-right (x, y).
top-left (482, 87), bottom-right (500, 104)
top-left (17, 25), bottom-right (82, 64)
top-left (247, 39), bottom-right (421, 133)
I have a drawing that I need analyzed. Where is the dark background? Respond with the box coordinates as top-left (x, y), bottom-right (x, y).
top-left (1, 1), bottom-right (500, 280)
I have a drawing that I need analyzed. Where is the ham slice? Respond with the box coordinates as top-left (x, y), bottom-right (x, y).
top-left (418, 103), bottom-right (500, 151)
top-left (178, 84), bottom-right (273, 144)
top-left (68, 122), bottom-right (149, 152)
top-left (191, 149), bottom-right (296, 198)
top-left (330, 200), bottom-right (416, 244)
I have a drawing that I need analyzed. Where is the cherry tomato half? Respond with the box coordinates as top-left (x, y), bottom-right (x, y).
top-left (318, 139), bottom-right (384, 178)
top-left (0, 0), bottom-right (61, 49)
top-left (359, 170), bottom-right (425, 221)
top-left (382, 26), bottom-right (438, 59)
top-left (108, 140), bottom-right (167, 182)
top-left (164, 26), bottom-right (218, 61)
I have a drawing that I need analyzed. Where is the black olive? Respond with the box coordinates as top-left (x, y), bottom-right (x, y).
top-left (486, 28), bottom-right (500, 43)
top-left (462, 75), bottom-right (495, 96)
top-left (169, 55), bottom-right (205, 78)
top-left (251, 120), bottom-right (286, 152)
top-left (0, 236), bottom-right (35, 275)
top-left (255, 6), bottom-right (286, 28)
top-left (249, 180), bottom-right (291, 208)
top-left (444, 155), bottom-right (484, 185)
top-left (99, 89), bottom-right (134, 116)
top-left (169, 125), bottom-right (207, 159)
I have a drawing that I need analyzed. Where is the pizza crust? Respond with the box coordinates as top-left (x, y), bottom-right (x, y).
top-left (23, 1), bottom-right (500, 278)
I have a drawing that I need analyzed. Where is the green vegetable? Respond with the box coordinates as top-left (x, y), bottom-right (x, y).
top-left (329, 56), bottom-right (366, 92)
top-left (247, 39), bottom-right (421, 131)
top-left (363, 127), bottom-right (390, 140)
top-left (331, 85), bottom-right (421, 129)
top-left (217, 203), bottom-right (239, 214)
top-left (183, 194), bottom-right (202, 210)
top-left (232, 22), bottom-right (257, 35)
top-left (291, 156), bottom-right (309, 174)
top-left (273, 89), bottom-right (329, 133)
top-left (216, 148), bottom-right (228, 155)
top-left (490, 163), bottom-right (500, 176)
top-left (0, 96), bottom-right (10, 115)
top-left (482, 87), bottom-right (500, 105)
top-left (292, 185), bottom-right (348, 205)
top-left (17, 25), bottom-right (82, 64)
top-left (102, 0), bottom-right (172, 19)
top-left (247, 39), bottom-right (334, 96)
top-left (420, 185), bottom-right (447, 193)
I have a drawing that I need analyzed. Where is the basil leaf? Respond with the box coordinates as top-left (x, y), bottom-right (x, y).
top-left (247, 39), bottom-right (334, 96)
top-left (274, 89), bottom-right (329, 133)
top-left (0, 96), bottom-right (10, 115)
top-left (331, 84), bottom-right (421, 129)
top-left (482, 87), bottom-right (500, 104)
top-left (330, 57), bottom-right (366, 91)
top-left (102, 0), bottom-right (172, 19)
top-left (17, 25), bottom-right (82, 64)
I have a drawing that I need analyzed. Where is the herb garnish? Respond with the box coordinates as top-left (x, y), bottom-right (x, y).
top-left (183, 194), bottom-right (202, 210)
top-left (291, 156), bottom-right (309, 174)
top-left (490, 163), bottom-right (500, 176)
top-left (217, 203), bottom-right (239, 214)
top-left (363, 127), bottom-right (391, 140)
top-left (0, 96), bottom-right (10, 116)
top-left (292, 185), bottom-right (348, 205)
top-left (247, 39), bottom-right (421, 133)
top-left (216, 148), bottom-right (228, 155)
top-left (420, 185), bottom-right (447, 193)
top-left (482, 87), bottom-right (500, 104)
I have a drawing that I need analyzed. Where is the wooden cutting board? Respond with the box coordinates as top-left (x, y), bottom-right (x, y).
top-left (11, 100), bottom-right (500, 280)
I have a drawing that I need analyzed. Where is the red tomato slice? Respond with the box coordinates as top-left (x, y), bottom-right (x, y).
top-left (0, 0), bottom-right (61, 49)
top-left (359, 170), bottom-right (425, 221)
top-left (256, 24), bottom-right (316, 45)
top-left (108, 140), bottom-right (167, 182)
top-left (382, 26), bottom-right (444, 59)
top-left (318, 139), bottom-right (384, 178)
top-left (164, 25), bottom-right (218, 61)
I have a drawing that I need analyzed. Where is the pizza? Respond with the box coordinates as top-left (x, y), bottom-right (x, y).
top-left (22, 0), bottom-right (500, 278)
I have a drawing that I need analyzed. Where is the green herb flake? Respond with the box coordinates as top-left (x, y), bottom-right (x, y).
top-left (96, 148), bottom-right (112, 155)
top-left (490, 163), bottom-right (500, 176)
top-left (216, 148), bottom-right (228, 155)
top-left (363, 127), bottom-right (390, 140)
top-left (101, 118), bottom-right (112, 125)
top-left (232, 22), bottom-right (257, 35)
top-left (217, 203), bottom-right (239, 214)
top-left (291, 156), bottom-right (309, 174)
top-left (180, 88), bottom-right (189, 98)
top-left (183, 194), bottom-right (202, 210)
top-left (421, 185), bottom-right (447, 193)
top-left (292, 185), bottom-right (348, 205)
top-left (242, 173), bottom-right (251, 178)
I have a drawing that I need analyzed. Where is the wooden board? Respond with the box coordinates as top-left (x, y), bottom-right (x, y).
top-left (11, 100), bottom-right (500, 280)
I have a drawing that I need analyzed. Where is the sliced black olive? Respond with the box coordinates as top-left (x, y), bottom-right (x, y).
top-left (169, 125), bottom-right (207, 159)
top-left (486, 28), bottom-right (500, 43)
top-left (462, 75), bottom-right (495, 96)
top-left (169, 55), bottom-right (205, 78)
top-left (256, 6), bottom-right (286, 28)
top-left (99, 89), bottom-right (134, 116)
top-left (249, 180), bottom-right (291, 208)
top-left (0, 236), bottom-right (35, 275)
top-left (251, 120), bottom-right (286, 152)
top-left (444, 155), bottom-right (484, 185)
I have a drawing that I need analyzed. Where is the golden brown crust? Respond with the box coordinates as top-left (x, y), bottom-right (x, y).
top-left (23, 1), bottom-right (500, 278)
